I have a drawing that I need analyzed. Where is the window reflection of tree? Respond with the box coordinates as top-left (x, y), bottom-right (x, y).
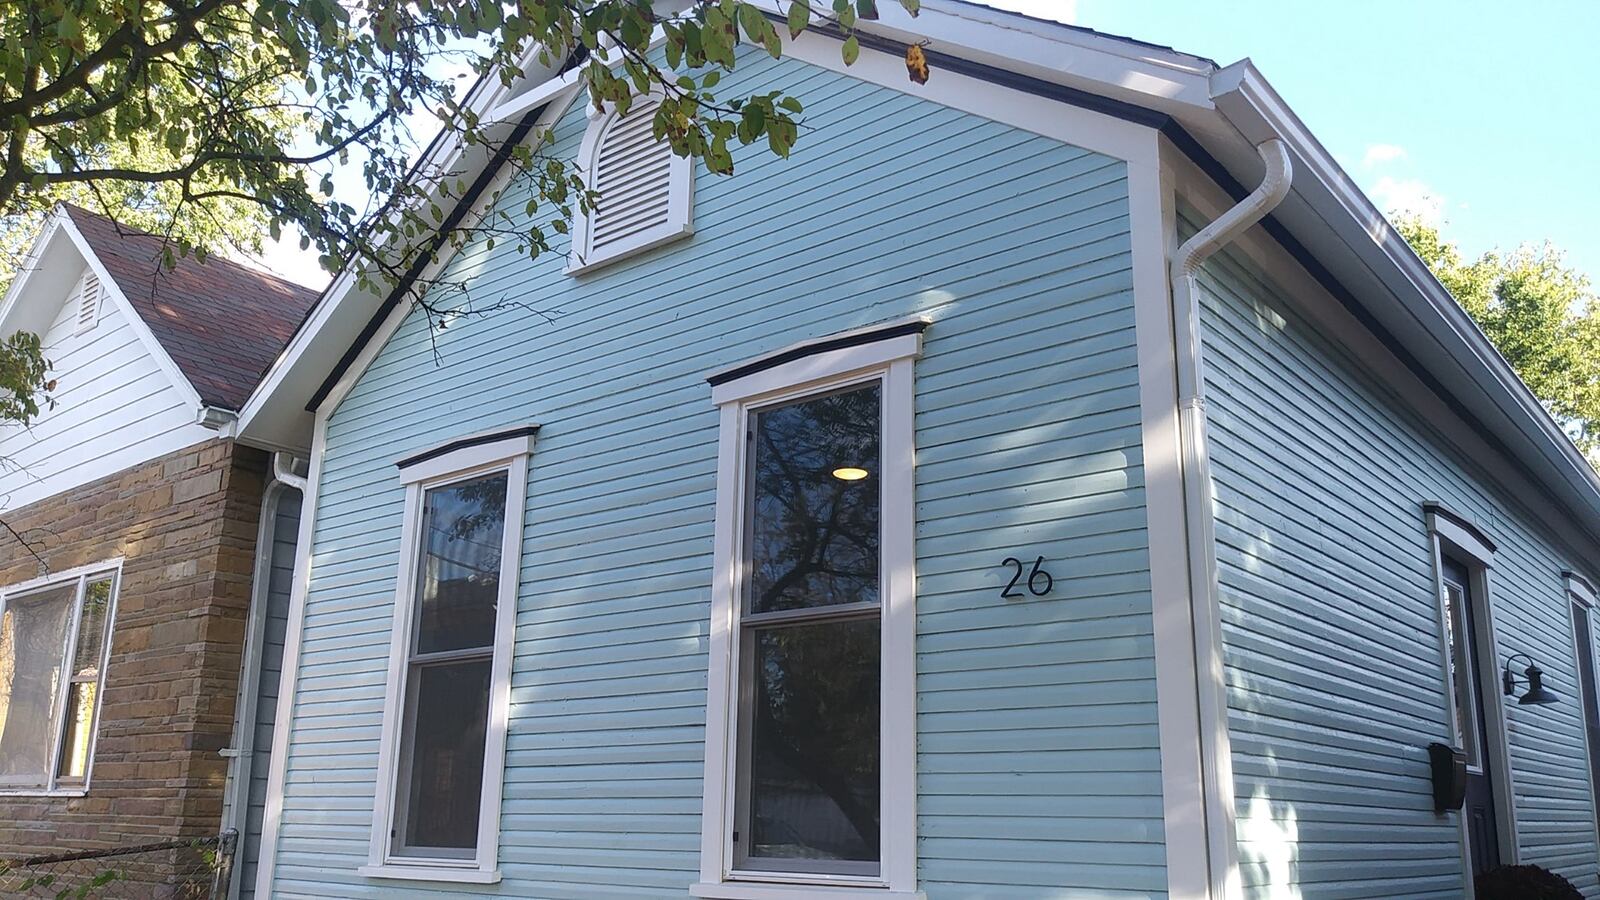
top-left (417, 474), bottom-right (507, 654)
top-left (745, 385), bottom-right (883, 864)
top-left (749, 387), bottom-right (880, 615)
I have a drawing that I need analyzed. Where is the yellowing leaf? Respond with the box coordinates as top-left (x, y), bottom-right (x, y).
top-left (906, 43), bottom-right (929, 84)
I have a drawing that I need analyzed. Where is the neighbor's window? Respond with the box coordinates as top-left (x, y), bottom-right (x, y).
top-left (1571, 597), bottom-right (1600, 803)
top-left (0, 568), bottom-right (118, 794)
top-left (696, 319), bottom-right (922, 897)
top-left (366, 427), bottom-right (533, 883)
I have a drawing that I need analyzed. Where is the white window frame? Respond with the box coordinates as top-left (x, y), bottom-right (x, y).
top-left (1564, 571), bottom-right (1600, 866)
top-left (1424, 502), bottom-right (1519, 881)
top-left (693, 321), bottom-right (925, 900)
top-left (360, 428), bottom-right (534, 885)
top-left (0, 559), bottom-right (122, 797)
top-left (566, 91), bottom-right (694, 275)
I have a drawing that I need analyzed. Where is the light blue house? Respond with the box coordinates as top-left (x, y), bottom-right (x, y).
top-left (232, 3), bottom-right (1600, 897)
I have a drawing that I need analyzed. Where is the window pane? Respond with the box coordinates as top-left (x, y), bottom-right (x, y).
top-left (747, 617), bottom-right (880, 867)
top-left (399, 658), bottom-right (491, 853)
top-left (1444, 582), bottom-right (1481, 768)
top-left (56, 682), bottom-right (97, 781)
top-left (416, 473), bottom-right (508, 654)
top-left (748, 385), bottom-right (880, 615)
top-left (0, 585), bottom-right (76, 787)
top-left (69, 579), bottom-right (112, 677)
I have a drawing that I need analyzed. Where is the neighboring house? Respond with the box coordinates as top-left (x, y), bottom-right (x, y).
top-left (0, 205), bottom-right (318, 893)
top-left (233, 3), bottom-right (1600, 898)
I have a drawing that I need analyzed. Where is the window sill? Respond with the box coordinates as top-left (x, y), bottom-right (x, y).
top-left (358, 863), bottom-right (501, 884)
top-left (691, 882), bottom-right (924, 899)
top-left (0, 787), bottom-right (89, 798)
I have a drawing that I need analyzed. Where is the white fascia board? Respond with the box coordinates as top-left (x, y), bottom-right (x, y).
top-left (236, 54), bottom-right (573, 450)
top-left (0, 208), bottom-right (67, 337)
top-left (747, 0), bottom-right (1217, 113)
top-left (54, 214), bottom-right (208, 413)
top-left (1207, 61), bottom-right (1600, 543)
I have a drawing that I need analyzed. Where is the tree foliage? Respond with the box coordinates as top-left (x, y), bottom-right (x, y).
top-left (0, 0), bottom-right (924, 433)
top-left (1399, 218), bottom-right (1600, 465)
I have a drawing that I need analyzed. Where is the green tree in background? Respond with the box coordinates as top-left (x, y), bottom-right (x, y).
top-left (1399, 218), bottom-right (1600, 467)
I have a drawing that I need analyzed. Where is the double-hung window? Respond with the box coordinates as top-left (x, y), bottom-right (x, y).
top-left (695, 321), bottom-right (923, 899)
top-left (0, 564), bottom-right (119, 795)
top-left (363, 427), bottom-right (535, 885)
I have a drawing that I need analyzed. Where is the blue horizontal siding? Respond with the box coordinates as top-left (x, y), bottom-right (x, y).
top-left (270, 48), bottom-right (1162, 898)
top-left (1193, 209), bottom-right (1600, 898)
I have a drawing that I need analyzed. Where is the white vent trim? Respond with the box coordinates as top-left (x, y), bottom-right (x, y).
top-left (567, 93), bottom-right (694, 274)
top-left (73, 272), bottom-right (102, 334)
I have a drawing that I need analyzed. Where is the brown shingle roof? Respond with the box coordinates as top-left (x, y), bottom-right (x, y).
top-left (64, 204), bottom-right (323, 411)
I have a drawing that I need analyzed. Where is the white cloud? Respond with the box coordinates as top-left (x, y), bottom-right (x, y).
top-left (1361, 143), bottom-right (1408, 168)
top-left (248, 232), bottom-right (333, 289)
top-left (1369, 175), bottom-right (1444, 224)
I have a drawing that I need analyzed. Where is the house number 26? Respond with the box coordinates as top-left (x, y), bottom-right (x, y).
top-left (1000, 556), bottom-right (1053, 598)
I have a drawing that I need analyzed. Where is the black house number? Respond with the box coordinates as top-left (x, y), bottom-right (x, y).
top-left (1000, 556), bottom-right (1053, 598)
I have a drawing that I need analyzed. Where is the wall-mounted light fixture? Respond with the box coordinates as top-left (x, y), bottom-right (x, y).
top-left (1502, 653), bottom-right (1558, 706)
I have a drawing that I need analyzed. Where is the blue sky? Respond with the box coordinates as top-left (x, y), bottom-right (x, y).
top-left (990, 0), bottom-right (1600, 282)
top-left (256, 1), bottom-right (1599, 288)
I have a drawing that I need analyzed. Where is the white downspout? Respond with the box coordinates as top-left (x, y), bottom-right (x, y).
top-left (220, 450), bottom-right (306, 896)
top-left (1171, 138), bottom-right (1292, 900)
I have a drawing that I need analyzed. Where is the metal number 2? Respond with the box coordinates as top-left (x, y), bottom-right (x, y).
top-left (1001, 556), bottom-right (1053, 598)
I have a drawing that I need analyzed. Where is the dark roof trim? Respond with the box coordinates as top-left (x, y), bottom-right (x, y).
top-left (1423, 501), bottom-right (1499, 554)
top-left (396, 424), bottom-right (541, 470)
top-left (306, 105), bottom-right (550, 412)
top-left (813, 19), bottom-right (1171, 130)
top-left (706, 319), bottom-right (929, 387)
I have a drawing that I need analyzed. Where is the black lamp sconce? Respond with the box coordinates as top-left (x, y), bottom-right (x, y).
top-left (1502, 653), bottom-right (1559, 706)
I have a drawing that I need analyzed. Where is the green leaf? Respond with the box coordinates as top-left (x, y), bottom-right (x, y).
top-left (787, 0), bottom-right (810, 38)
top-left (841, 34), bottom-right (860, 65)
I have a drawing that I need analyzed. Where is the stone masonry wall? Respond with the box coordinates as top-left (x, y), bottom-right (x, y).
top-left (0, 438), bottom-right (267, 857)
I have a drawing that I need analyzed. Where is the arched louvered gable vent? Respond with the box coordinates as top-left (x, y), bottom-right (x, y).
top-left (568, 95), bottom-right (694, 273)
top-left (73, 272), bottom-right (102, 334)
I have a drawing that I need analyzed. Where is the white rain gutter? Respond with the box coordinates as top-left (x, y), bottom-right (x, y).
top-left (272, 451), bottom-right (308, 493)
top-left (1170, 138), bottom-right (1292, 900)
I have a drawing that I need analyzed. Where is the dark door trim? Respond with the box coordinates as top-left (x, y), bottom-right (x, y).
top-left (1427, 507), bottom-right (1518, 883)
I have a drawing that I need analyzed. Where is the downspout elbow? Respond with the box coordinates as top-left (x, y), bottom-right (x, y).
top-left (1171, 139), bottom-right (1293, 404)
top-left (272, 451), bottom-right (308, 493)
top-left (1174, 139), bottom-right (1293, 280)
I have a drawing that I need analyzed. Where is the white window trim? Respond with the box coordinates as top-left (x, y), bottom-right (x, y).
top-left (1564, 571), bottom-right (1600, 880)
top-left (693, 324), bottom-right (923, 900)
top-left (1423, 503), bottom-right (1519, 884)
top-left (0, 559), bottom-right (123, 797)
top-left (566, 92), bottom-right (694, 275)
top-left (361, 432), bottom-right (532, 884)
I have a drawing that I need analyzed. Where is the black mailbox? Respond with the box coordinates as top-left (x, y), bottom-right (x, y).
top-left (1428, 742), bottom-right (1466, 813)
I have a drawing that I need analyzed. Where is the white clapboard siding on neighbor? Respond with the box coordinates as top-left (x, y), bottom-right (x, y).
top-left (1191, 210), bottom-right (1600, 898)
top-left (0, 268), bottom-right (211, 513)
top-left (269, 49), bottom-right (1165, 899)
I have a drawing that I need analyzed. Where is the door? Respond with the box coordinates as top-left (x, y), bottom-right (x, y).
top-left (1441, 557), bottom-right (1501, 871)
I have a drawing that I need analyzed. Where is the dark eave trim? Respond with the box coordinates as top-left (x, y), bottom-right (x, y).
top-left (706, 319), bottom-right (929, 387)
top-left (396, 424), bottom-right (541, 470)
top-left (305, 104), bottom-right (549, 413)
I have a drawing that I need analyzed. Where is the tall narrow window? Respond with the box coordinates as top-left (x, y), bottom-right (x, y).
top-left (1569, 576), bottom-right (1600, 813)
top-left (365, 427), bottom-right (534, 884)
top-left (0, 566), bottom-right (119, 794)
top-left (697, 320), bottom-right (923, 899)
top-left (739, 384), bottom-right (884, 873)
